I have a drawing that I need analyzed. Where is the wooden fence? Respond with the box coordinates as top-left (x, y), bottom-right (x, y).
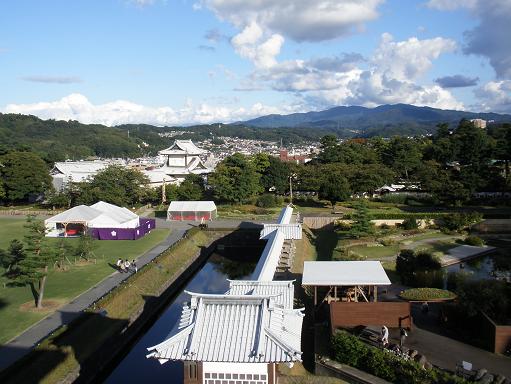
top-left (330, 302), bottom-right (412, 332)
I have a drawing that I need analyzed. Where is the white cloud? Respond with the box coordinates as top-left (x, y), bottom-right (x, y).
top-left (2, 93), bottom-right (296, 126)
top-left (245, 33), bottom-right (463, 110)
top-left (372, 33), bottom-right (456, 81)
top-left (200, 0), bottom-right (384, 42)
top-left (231, 22), bottom-right (284, 68)
top-left (425, 0), bottom-right (477, 11)
top-left (21, 75), bottom-right (82, 84)
top-left (473, 80), bottom-right (511, 113)
top-left (427, 0), bottom-right (511, 79)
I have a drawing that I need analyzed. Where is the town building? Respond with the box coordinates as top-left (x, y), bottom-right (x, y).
top-left (470, 118), bottom-right (487, 129)
top-left (50, 160), bottom-right (113, 191)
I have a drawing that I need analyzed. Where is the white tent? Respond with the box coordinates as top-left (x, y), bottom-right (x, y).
top-left (167, 201), bottom-right (217, 221)
top-left (45, 202), bottom-right (140, 237)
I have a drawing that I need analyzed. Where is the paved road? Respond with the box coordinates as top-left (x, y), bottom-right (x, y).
top-left (0, 227), bottom-right (187, 372)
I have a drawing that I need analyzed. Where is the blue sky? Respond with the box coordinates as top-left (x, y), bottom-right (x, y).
top-left (1, 0), bottom-right (510, 125)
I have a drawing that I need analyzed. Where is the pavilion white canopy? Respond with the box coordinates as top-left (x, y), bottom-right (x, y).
top-left (302, 261), bottom-right (392, 286)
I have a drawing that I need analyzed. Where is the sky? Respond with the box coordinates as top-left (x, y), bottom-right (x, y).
top-left (0, 0), bottom-right (510, 126)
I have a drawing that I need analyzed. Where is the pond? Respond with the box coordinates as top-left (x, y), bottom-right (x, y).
top-left (444, 251), bottom-right (511, 283)
top-left (103, 250), bottom-right (259, 384)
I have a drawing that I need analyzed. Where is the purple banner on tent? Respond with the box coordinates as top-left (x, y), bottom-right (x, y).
top-left (89, 218), bottom-right (156, 240)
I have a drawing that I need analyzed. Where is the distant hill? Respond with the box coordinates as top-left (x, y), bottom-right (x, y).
top-left (242, 104), bottom-right (511, 136)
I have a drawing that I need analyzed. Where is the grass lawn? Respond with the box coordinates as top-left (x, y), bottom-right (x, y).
top-left (413, 240), bottom-right (459, 254)
top-left (349, 244), bottom-right (400, 259)
top-left (0, 217), bottom-right (169, 345)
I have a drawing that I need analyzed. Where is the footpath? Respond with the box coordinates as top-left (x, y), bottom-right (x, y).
top-left (0, 226), bottom-right (187, 372)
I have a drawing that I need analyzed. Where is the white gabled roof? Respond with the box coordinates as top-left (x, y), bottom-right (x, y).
top-left (167, 201), bottom-right (217, 212)
top-left (260, 223), bottom-right (302, 240)
top-left (90, 201), bottom-right (138, 223)
top-left (251, 229), bottom-right (285, 281)
top-left (277, 206), bottom-right (293, 224)
top-left (159, 140), bottom-right (206, 156)
top-left (226, 280), bottom-right (295, 309)
top-left (45, 201), bottom-right (140, 228)
top-left (302, 261), bottom-right (392, 286)
top-left (146, 292), bottom-right (303, 364)
top-left (45, 205), bottom-right (102, 223)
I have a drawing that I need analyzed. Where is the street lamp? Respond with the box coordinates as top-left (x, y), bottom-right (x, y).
top-left (289, 173), bottom-right (297, 205)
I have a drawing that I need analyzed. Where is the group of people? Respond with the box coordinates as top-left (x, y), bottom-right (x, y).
top-left (116, 258), bottom-right (137, 273)
top-left (380, 325), bottom-right (408, 348)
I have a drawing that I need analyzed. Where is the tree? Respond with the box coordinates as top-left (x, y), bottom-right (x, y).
top-left (177, 174), bottom-right (205, 201)
top-left (2, 216), bottom-right (57, 308)
top-left (0, 151), bottom-right (52, 202)
top-left (75, 165), bottom-right (149, 207)
top-left (318, 135), bottom-right (340, 163)
top-left (348, 202), bottom-right (374, 238)
top-left (384, 137), bottom-right (423, 179)
top-left (75, 233), bottom-right (97, 261)
top-left (208, 153), bottom-right (261, 203)
top-left (319, 171), bottom-right (351, 207)
top-left (260, 156), bottom-right (291, 194)
top-left (0, 239), bottom-right (25, 275)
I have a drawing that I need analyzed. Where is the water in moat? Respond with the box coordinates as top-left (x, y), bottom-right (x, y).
top-left (104, 250), bottom-right (259, 383)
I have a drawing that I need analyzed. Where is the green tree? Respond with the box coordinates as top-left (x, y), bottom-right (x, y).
top-left (349, 202), bottom-right (374, 238)
top-left (2, 216), bottom-right (57, 308)
top-left (208, 153), bottom-right (261, 203)
top-left (0, 151), bottom-right (52, 202)
top-left (318, 135), bottom-right (340, 163)
top-left (260, 156), bottom-right (291, 194)
top-left (0, 239), bottom-right (25, 274)
top-left (384, 137), bottom-right (423, 179)
top-left (75, 233), bottom-right (97, 261)
top-left (319, 170), bottom-right (351, 207)
top-left (75, 165), bottom-right (149, 206)
top-left (177, 174), bottom-right (205, 201)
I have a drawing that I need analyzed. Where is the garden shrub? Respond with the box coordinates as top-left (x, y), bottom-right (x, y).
top-left (441, 212), bottom-right (483, 232)
top-left (464, 235), bottom-right (484, 246)
top-left (335, 221), bottom-right (352, 231)
top-left (396, 249), bottom-right (442, 287)
top-left (379, 194), bottom-right (408, 204)
top-left (331, 331), bottom-right (469, 384)
top-left (401, 217), bottom-right (419, 230)
top-left (256, 194), bottom-right (279, 208)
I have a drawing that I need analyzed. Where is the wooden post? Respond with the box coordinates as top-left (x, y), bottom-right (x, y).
top-left (374, 286), bottom-right (378, 302)
top-left (334, 286), bottom-right (337, 300)
top-left (355, 286), bottom-right (358, 302)
top-left (314, 286), bottom-right (317, 306)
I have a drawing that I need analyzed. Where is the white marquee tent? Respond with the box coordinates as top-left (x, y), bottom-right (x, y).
top-left (45, 201), bottom-right (140, 237)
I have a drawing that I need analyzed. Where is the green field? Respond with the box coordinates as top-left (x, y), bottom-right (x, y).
top-left (349, 244), bottom-right (400, 259)
top-left (0, 217), bottom-right (169, 344)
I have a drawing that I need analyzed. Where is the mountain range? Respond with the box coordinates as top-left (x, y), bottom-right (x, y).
top-left (242, 104), bottom-right (511, 137)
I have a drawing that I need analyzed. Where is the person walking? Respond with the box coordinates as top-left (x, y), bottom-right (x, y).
top-left (381, 325), bottom-right (389, 348)
top-left (116, 258), bottom-right (122, 270)
top-left (131, 259), bottom-right (137, 273)
top-left (120, 261), bottom-right (126, 273)
top-left (124, 259), bottom-right (131, 271)
top-left (400, 327), bottom-right (408, 347)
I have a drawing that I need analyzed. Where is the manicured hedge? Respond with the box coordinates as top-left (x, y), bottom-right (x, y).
top-left (331, 331), bottom-right (469, 384)
top-left (400, 288), bottom-right (456, 301)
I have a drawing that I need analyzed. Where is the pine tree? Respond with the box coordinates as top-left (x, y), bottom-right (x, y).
top-left (4, 216), bottom-right (57, 308)
top-left (348, 202), bottom-right (374, 238)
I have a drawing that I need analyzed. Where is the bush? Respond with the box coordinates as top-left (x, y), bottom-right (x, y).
top-left (464, 235), bottom-right (484, 246)
top-left (379, 194), bottom-right (408, 204)
top-left (331, 331), bottom-right (469, 384)
top-left (396, 249), bottom-right (442, 286)
top-left (335, 221), bottom-right (352, 231)
top-left (400, 288), bottom-right (456, 301)
top-left (440, 212), bottom-right (483, 232)
top-left (256, 194), bottom-right (279, 208)
top-left (401, 217), bottom-right (419, 230)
